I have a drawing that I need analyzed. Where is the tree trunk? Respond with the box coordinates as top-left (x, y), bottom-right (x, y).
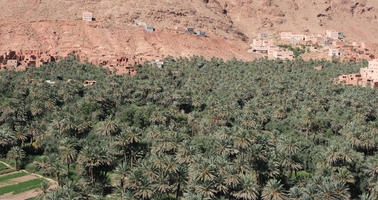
top-left (56, 172), bottom-right (61, 186)
top-left (15, 158), bottom-right (18, 170)
top-left (90, 167), bottom-right (94, 185)
top-left (124, 149), bottom-right (127, 163)
top-left (130, 149), bottom-right (133, 168)
top-left (176, 183), bottom-right (181, 199)
top-left (120, 179), bottom-right (125, 195)
top-left (67, 163), bottom-right (70, 177)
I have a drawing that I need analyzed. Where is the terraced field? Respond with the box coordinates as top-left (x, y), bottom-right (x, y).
top-left (0, 162), bottom-right (50, 200)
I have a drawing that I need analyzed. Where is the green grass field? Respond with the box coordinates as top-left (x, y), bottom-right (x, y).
top-left (0, 179), bottom-right (44, 195)
top-left (0, 163), bottom-right (6, 169)
top-left (0, 168), bottom-right (15, 176)
top-left (0, 172), bottom-right (27, 183)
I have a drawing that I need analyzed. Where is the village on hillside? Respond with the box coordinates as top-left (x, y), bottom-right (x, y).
top-left (0, 12), bottom-right (378, 88)
top-left (249, 30), bottom-right (375, 61)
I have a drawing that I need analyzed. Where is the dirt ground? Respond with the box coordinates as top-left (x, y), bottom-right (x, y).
top-left (0, 161), bottom-right (57, 200)
top-left (0, 189), bottom-right (40, 200)
top-left (0, 175), bottom-right (37, 187)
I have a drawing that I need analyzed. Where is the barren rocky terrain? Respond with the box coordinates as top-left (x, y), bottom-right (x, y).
top-left (0, 0), bottom-right (377, 67)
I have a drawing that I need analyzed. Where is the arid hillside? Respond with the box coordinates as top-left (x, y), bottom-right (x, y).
top-left (0, 0), bottom-right (377, 66)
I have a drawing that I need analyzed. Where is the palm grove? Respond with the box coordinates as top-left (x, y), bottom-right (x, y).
top-left (0, 56), bottom-right (377, 200)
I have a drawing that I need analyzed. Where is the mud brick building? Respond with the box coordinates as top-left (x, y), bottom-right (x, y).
top-left (272, 50), bottom-right (294, 60)
top-left (335, 60), bottom-right (378, 88)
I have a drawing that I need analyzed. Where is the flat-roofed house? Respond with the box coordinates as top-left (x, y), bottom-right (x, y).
top-left (258, 33), bottom-right (269, 39)
top-left (334, 74), bottom-right (363, 86)
top-left (251, 39), bottom-right (272, 52)
top-left (196, 32), bottom-right (206, 37)
top-left (268, 46), bottom-right (280, 55)
top-left (329, 48), bottom-right (344, 57)
top-left (335, 59), bottom-right (378, 88)
top-left (280, 32), bottom-right (293, 40)
top-left (305, 35), bottom-right (316, 42)
top-left (186, 28), bottom-right (195, 34)
top-left (145, 26), bottom-right (155, 32)
top-left (152, 59), bottom-right (165, 68)
top-left (292, 34), bottom-right (306, 41)
top-left (6, 60), bottom-right (18, 68)
top-left (82, 12), bottom-right (93, 21)
top-left (326, 30), bottom-right (343, 40)
top-left (360, 60), bottom-right (378, 81)
top-left (273, 50), bottom-right (294, 60)
top-left (332, 41), bottom-right (345, 47)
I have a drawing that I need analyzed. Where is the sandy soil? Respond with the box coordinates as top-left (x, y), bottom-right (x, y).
top-left (0, 189), bottom-right (40, 200)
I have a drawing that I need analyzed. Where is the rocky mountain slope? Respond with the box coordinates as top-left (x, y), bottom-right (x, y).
top-left (0, 0), bottom-right (377, 65)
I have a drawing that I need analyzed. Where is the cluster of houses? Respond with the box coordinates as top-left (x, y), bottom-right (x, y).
top-left (334, 59), bottom-right (378, 88)
top-left (0, 48), bottom-right (167, 76)
top-left (250, 30), bottom-right (375, 62)
top-left (249, 37), bottom-right (294, 60)
top-left (279, 30), bottom-right (343, 46)
top-left (0, 50), bottom-right (57, 71)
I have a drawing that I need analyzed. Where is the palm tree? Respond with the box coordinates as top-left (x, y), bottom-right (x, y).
top-left (297, 112), bottom-right (314, 144)
top-left (114, 126), bottom-right (141, 165)
top-left (15, 131), bottom-right (27, 148)
top-left (59, 139), bottom-right (77, 177)
top-left (364, 161), bottom-right (378, 180)
top-left (288, 186), bottom-right (303, 200)
top-left (77, 145), bottom-right (113, 184)
top-left (96, 117), bottom-right (120, 141)
top-left (7, 146), bottom-right (25, 170)
top-left (310, 176), bottom-right (351, 200)
top-left (26, 122), bottom-right (42, 144)
top-left (0, 129), bottom-right (17, 152)
top-left (277, 136), bottom-right (299, 160)
top-left (33, 156), bottom-right (52, 176)
top-left (334, 168), bottom-right (355, 184)
top-left (360, 191), bottom-right (377, 200)
top-left (232, 174), bottom-right (259, 200)
top-left (43, 181), bottom-right (82, 200)
top-left (49, 159), bottom-right (64, 186)
top-left (115, 162), bottom-right (128, 196)
top-left (262, 179), bottom-right (288, 200)
top-left (40, 181), bottom-right (51, 197)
